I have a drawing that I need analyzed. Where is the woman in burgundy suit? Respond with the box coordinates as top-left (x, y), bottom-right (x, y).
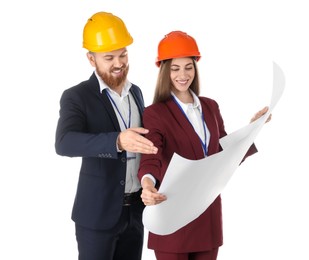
top-left (138, 31), bottom-right (271, 260)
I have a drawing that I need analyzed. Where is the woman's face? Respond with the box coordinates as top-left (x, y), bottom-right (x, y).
top-left (170, 57), bottom-right (195, 95)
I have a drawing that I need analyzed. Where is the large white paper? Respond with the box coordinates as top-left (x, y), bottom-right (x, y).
top-left (143, 62), bottom-right (285, 235)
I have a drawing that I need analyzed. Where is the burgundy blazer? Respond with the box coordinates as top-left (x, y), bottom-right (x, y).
top-left (138, 96), bottom-right (257, 253)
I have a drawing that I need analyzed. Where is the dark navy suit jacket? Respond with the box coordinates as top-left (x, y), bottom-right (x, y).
top-left (55, 73), bottom-right (145, 230)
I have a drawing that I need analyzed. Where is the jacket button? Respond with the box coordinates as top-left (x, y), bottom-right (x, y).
top-left (120, 180), bottom-right (125, 186)
top-left (121, 158), bottom-right (126, 163)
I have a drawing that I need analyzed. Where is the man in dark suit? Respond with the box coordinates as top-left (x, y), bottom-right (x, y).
top-left (55, 11), bottom-right (158, 260)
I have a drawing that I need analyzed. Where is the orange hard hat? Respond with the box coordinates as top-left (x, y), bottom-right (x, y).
top-left (83, 12), bottom-right (133, 52)
top-left (156, 31), bottom-right (201, 67)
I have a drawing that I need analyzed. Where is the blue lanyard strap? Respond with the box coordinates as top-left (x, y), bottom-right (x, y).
top-left (105, 90), bottom-right (131, 129)
top-left (171, 96), bottom-right (208, 156)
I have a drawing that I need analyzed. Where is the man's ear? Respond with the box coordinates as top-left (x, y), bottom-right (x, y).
top-left (86, 52), bottom-right (96, 67)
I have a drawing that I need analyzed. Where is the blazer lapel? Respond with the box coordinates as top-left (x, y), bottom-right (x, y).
top-left (166, 98), bottom-right (205, 159)
top-left (129, 85), bottom-right (144, 122)
top-left (88, 73), bottom-right (121, 131)
top-left (200, 98), bottom-right (220, 156)
top-left (100, 91), bottom-right (121, 131)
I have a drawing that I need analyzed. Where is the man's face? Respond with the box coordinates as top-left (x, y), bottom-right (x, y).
top-left (88, 48), bottom-right (129, 90)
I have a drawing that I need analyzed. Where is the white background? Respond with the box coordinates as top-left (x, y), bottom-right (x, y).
top-left (0, 0), bottom-right (308, 259)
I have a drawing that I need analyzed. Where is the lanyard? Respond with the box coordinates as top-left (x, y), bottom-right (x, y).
top-left (105, 90), bottom-right (131, 129)
top-left (171, 96), bottom-right (208, 156)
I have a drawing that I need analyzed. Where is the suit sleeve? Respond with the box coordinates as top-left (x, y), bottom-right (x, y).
top-left (55, 88), bottom-right (119, 158)
top-left (138, 106), bottom-right (166, 186)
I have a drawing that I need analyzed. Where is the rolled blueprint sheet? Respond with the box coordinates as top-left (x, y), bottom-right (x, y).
top-left (142, 62), bottom-right (285, 235)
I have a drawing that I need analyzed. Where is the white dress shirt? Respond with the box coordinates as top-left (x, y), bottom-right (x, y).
top-left (95, 71), bottom-right (141, 193)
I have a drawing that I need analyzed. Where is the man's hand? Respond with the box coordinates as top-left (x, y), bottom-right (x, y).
top-left (117, 127), bottom-right (158, 154)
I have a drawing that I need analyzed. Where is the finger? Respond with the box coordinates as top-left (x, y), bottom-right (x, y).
top-left (131, 143), bottom-right (158, 154)
top-left (265, 113), bottom-right (272, 123)
top-left (143, 199), bottom-right (162, 206)
top-left (251, 106), bottom-right (270, 123)
top-left (262, 106), bottom-right (269, 113)
top-left (133, 137), bottom-right (158, 154)
top-left (147, 196), bottom-right (166, 206)
top-left (135, 134), bottom-right (156, 147)
top-left (129, 127), bottom-right (150, 135)
top-left (261, 107), bottom-right (268, 115)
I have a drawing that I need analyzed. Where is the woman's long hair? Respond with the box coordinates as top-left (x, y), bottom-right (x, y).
top-left (152, 58), bottom-right (200, 104)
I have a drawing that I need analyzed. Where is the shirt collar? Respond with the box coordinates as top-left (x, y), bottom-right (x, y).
top-left (171, 89), bottom-right (202, 113)
top-left (94, 70), bottom-right (132, 97)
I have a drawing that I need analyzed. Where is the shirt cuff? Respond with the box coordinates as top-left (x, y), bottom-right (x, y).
top-left (141, 174), bottom-right (156, 186)
top-left (116, 135), bottom-right (123, 152)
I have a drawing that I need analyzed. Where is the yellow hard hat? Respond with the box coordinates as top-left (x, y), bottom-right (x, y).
top-left (83, 12), bottom-right (133, 52)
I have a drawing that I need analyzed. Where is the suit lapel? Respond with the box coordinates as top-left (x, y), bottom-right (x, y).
top-left (129, 86), bottom-right (144, 122)
top-left (166, 98), bottom-right (205, 159)
top-left (100, 91), bottom-right (121, 131)
top-left (88, 73), bottom-right (121, 131)
top-left (199, 98), bottom-right (220, 156)
top-left (166, 97), bottom-right (221, 158)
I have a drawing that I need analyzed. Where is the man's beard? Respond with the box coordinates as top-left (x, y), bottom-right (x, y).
top-left (97, 65), bottom-right (129, 90)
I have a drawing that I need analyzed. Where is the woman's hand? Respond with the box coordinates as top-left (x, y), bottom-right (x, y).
top-left (250, 106), bottom-right (272, 123)
top-left (141, 177), bottom-right (167, 206)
